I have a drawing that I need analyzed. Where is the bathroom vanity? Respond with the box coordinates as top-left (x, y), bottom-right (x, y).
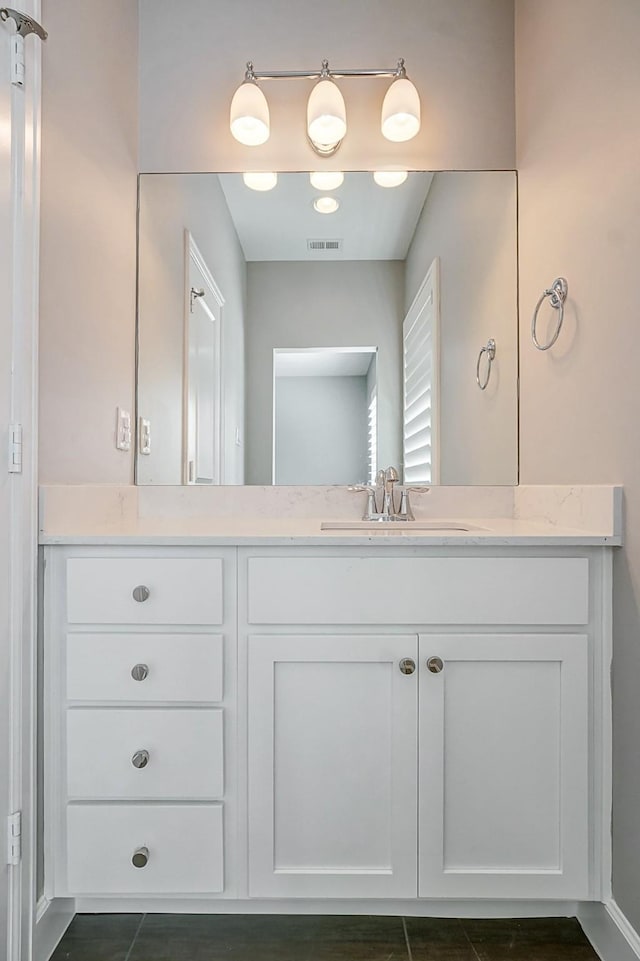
top-left (40, 485), bottom-right (620, 914)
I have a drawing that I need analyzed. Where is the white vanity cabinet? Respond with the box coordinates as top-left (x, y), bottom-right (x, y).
top-left (241, 547), bottom-right (603, 903)
top-left (44, 541), bottom-right (610, 909)
top-left (44, 546), bottom-right (237, 899)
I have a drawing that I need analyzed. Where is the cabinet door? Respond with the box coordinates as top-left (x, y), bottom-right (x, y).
top-left (248, 634), bottom-right (418, 898)
top-left (419, 634), bottom-right (589, 899)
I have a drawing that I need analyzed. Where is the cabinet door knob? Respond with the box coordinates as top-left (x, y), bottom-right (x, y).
top-left (132, 846), bottom-right (149, 868)
top-left (131, 663), bottom-right (149, 682)
top-left (132, 750), bottom-right (150, 769)
top-left (399, 657), bottom-right (416, 675)
top-left (132, 585), bottom-right (150, 603)
top-left (427, 656), bottom-right (444, 674)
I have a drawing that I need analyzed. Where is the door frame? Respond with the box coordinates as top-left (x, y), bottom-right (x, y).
top-left (2, 2), bottom-right (42, 959)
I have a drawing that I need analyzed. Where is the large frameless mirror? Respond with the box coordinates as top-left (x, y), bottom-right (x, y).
top-left (136, 170), bottom-right (518, 486)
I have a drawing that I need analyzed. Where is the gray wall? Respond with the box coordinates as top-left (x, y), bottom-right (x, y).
top-left (516, 0), bottom-right (640, 929)
top-left (405, 172), bottom-right (518, 485)
top-left (246, 261), bottom-right (404, 484)
top-left (138, 0), bottom-right (516, 174)
top-left (39, 0), bottom-right (139, 483)
top-left (137, 175), bottom-right (247, 485)
top-left (275, 376), bottom-right (368, 485)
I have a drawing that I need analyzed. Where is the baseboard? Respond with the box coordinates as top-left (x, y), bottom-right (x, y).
top-left (75, 896), bottom-right (579, 917)
top-left (33, 896), bottom-right (75, 961)
top-left (578, 900), bottom-right (640, 961)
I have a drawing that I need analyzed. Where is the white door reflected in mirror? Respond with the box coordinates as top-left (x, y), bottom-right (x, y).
top-left (184, 233), bottom-right (224, 485)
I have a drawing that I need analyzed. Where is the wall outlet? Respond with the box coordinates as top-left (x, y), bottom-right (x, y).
top-left (115, 407), bottom-right (132, 451)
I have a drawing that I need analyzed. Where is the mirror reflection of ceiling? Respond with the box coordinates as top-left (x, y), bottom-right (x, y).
top-left (217, 172), bottom-right (434, 261)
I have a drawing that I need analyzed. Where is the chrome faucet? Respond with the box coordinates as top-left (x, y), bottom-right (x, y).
top-left (382, 466), bottom-right (399, 517)
top-left (349, 466), bottom-right (427, 522)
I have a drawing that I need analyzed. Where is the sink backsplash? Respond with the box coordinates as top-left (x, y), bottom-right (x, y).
top-left (39, 484), bottom-right (621, 535)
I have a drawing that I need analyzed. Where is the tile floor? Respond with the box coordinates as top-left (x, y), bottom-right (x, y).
top-left (50, 914), bottom-right (602, 961)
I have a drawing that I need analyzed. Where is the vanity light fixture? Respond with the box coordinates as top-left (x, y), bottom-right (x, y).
top-left (313, 196), bottom-right (340, 214)
top-left (242, 171), bottom-right (278, 191)
top-left (309, 171), bottom-right (344, 191)
top-left (230, 68), bottom-right (270, 146)
top-left (229, 58), bottom-right (420, 157)
top-left (373, 170), bottom-right (408, 188)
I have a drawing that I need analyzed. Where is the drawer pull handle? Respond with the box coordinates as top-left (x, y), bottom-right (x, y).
top-left (131, 663), bottom-right (149, 682)
top-left (132, 846), bottom-right (149, 868)
top-left (132, 585), bottom-right (150, 603)
top-left (132, 750), bottom-right (150, 769)
top-left (427, 656), bottom-right (444, 674)
top-left (399, 657), bottom-right (416, 675)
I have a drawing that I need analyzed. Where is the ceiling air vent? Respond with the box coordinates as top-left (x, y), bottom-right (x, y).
top-left (307, 239), bottom-right (343, 252)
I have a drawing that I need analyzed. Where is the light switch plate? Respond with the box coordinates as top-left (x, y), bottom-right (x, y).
top-left (116, 407), bottom-right (132, 451)
top-left (139, 417), bottom-right (151, 455)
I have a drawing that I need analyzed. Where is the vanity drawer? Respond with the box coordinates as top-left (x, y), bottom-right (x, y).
top-left (247, 556), bottom-right (590, 625)
top-left (66, 557), bottom-right (223, 625)
top-left (66, 802), bottom-right (224, 894)
top-left (67, 708), bottom-right (223, 799)
top-left (66, 633), bottom-right (224, 703)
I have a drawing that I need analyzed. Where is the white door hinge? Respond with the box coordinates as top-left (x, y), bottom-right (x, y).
top-left (7, 812), bottom-right (21, 865)
top-left (8, 423), bottom-right (22, 472)
top-left (10, 33), bottom-right (24, 86)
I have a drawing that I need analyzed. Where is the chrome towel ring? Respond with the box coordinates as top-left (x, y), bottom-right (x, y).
top-left (476, 339), bottom-right (496, 390)
top-left (531, 277), bottom-right (568, 350)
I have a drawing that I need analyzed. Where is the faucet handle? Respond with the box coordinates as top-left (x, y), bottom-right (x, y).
top-left (397, 485), bottom-right (430, 521)
top-left (348, 485), bottom-right (378, 520)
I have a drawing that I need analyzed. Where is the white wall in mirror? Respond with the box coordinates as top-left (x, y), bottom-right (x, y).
top-left (136, 170), bottom-right (518, 486)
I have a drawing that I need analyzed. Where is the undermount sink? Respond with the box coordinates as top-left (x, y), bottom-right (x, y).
top-left (320, 520), bottom-right (487, 533)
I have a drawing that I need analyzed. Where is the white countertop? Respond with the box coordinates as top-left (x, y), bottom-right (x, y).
top-left (38, 484), bottom-right (623, 548)
top-left (39, 517), bottom-right (621, 547)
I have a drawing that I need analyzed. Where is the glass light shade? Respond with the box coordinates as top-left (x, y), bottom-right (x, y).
top-left (373, 170), bottom-right (408, 188)
top-left (381, 76), bottom-right (421, 142)
top-left (307, 79), bottom-right (347, 147)
top-left (242, 171), bottom-right (278, 191)
top-left (230, 80), bottom-right (270, 146)
top-left (313, 196), bottom-right (340, 214)
top-left (309, 171), bottom-right (344, 191)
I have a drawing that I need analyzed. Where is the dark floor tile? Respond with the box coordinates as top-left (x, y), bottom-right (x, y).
top-left (56, 914), bottom-right (144, 941)
top-left (130, 914), bottom-right (409, 961)
top-left (405, 917), bottom-right (478, 960)
top-left (462, 917), bottom-right (591, 945)
top-left (461, 917), bottom-right (599, 961)
top-left (51, 914), bottom-right (143, 961)
top-left (469, 947), bottom-right (599, 961)
top-left (51, 941), bottom-right (134, 961)
top-left (136, 913), bottom-right (312, 940)
top-left (312, 915), bottom-right (407, 941)
top-left (130, 915), bottom-right (304, 961)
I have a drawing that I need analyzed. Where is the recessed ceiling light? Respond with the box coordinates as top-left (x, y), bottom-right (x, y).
top-left (242, 171), bottom-right (278, 191)
top-left (313, 196), bottom-right (340, 214)
top-left (310, 171), bottom-right (344, 191)
top-left (373, 170), bottom-right (408, 188)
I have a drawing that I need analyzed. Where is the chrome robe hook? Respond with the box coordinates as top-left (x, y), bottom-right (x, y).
top-left (0, 8), bottom-right (47, 40)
